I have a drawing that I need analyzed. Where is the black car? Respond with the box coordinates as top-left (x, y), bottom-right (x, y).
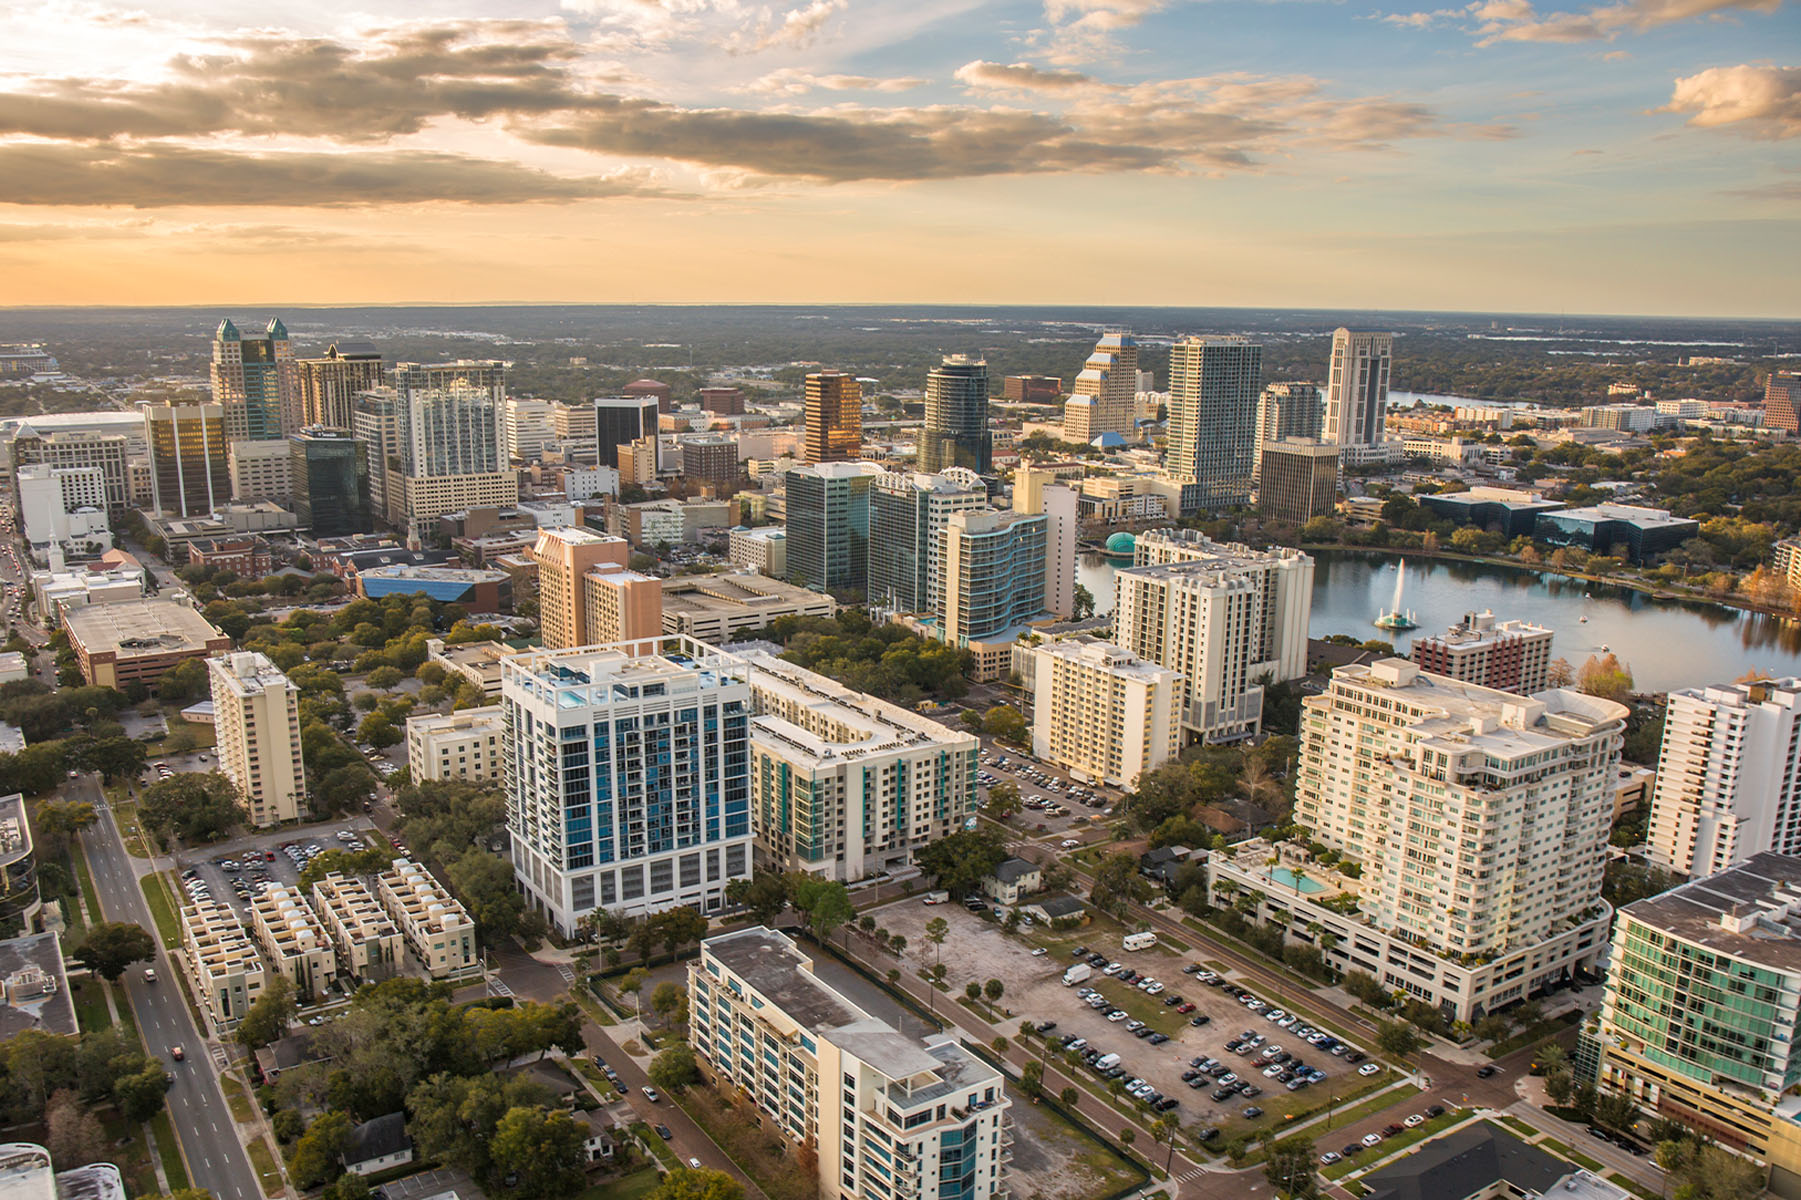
top-left (1187, 1077), bottom-right (1209, 1089)
top-left (592, 1056), bottom-right (609, 1070)
top-left (1190, 1015), bottom-right (1210, 1027)
top-left (1242, 1106), bottom-right (1264, 1119)
top-left (1182, 1070), bottom-right (1201, 1082)
top-left (1088, 954), bottom-right (1107, 967)
top-left (1476, 1065), bottom-right (1498, 1078)
top-left (1197, 1129), bottom-right (1220, 1143)
top-left (1038, 1021), bottom-right (1057, 1033)
top-left (1224, 1040), bottom-right (1242, 1052)
top-left (1073, 946), bottom-right (1090, 957)
top-left (1154, 1097), bottom-right (1179, 1112)
top-left (1345, 1052), bottom-right (1366, 1064)
top-left (1586, 1127), bottom-right (1611, 1142)
top-left (1148, 1033), bottom-right (1170, 1045)
top-left (1190, 1056), bottom-right (1208, 1068)
top-left (1182, 964), bottom-right (1201, 974)
top-left (655, 1125), bottom-right (673, 1140)
top-left (1163, 995), bottom-right (1181, 1006)
top-left (1133, 1027), bottom-right (1155, 1039)
top-left (1425, 1104), bottom-right (1446, 1118)
top-left (1211, 1087), bottom-right (1235, 1101)
top-left (1341, 1144), bottom-right (1361, 1158)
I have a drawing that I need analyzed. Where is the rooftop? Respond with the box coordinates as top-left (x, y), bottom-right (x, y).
top-left (63, 600), bottom-right (225, 657)
top-left (1548, 503), bottom-right (1699, 529)
top-left (1036, 637), bottom-right (1184, 682)
top-left (705, 926), bottom-right (867, 1030)
top-left (662, 571), bottom-right (833, 615)
top-left (0, 1144), bottom-right (54, 1200)
top-left (739, 650), bottom-right (972, 764)
top-left (1362, 1124), bottom-right (1566, 1200)
top-left (1414, 610), bottom-right (1553, 649)
top-left (0, 934), bottom-right (76, 1038)
top-left (1620, 852), bottom-right (1801, 973)
top-left (359, 565), bottom-right (509, 584)
top-left (209, 651), bottom-right (297, 699)
top-left (408, 705), bottom-right (504, 735)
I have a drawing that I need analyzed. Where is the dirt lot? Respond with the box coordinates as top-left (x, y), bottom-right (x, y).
top-left (872, 899), bottom-right (1382, 1139)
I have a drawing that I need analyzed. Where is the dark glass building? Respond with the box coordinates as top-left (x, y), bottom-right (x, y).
top-left (594, 397), bottom-right (660, 469)
top-left (919, 356), bottom-right (991, 475)
top-left (291, 427), bottom-right (372, 537)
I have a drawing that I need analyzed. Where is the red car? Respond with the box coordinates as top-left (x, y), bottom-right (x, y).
top-left (264, 851), bottom-right (276, 861)
top-left (1176, 1003), bottom-right (1196, 1014)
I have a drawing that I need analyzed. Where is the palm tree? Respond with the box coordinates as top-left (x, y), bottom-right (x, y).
top-left (1289, 865), bottom-right (1309, 898)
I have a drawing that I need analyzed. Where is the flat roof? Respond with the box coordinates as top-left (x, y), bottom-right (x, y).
top-left (1548, 503), bottom-right (1699, 529)
top-left (63, 600), bottom-right (225, 657)
top-left (360, 565), bottom-right (509, 583)
top-left (704, 926), bottom-right (867, 1030)
top-left (1620, 852), bottom-right (1801, 973)
top-left (0, 933), bottom-right (77, 1038)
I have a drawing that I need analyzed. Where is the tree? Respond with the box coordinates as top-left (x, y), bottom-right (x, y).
top-left (984, 979), bottom-right (1004, 1004)
top-left (913, 825), bottom-right (1009, 895)
top-left (1342, 971), bottom-right (1389, 1008)
top-left (45, 1089), bottom-right (107, 1170)
top-left (1020, 1060), bottom-right (1044, 1098)
top-left (1089, 852), bottom-right (1151, 915)
top-left (1577, 652), bottom-right (1634, 702)
top-left (1059, 1086), bottom-right (1079, 1107)
top-left (650, 981), bottom-right (687, 1024)
top-left (289, 1111), bottom-right (352, 1189)
top-left (74, 922), bottom-right (156, 981)
top-left (1375, 1020), bottom-right (1425, 1063)
top-left (965, 981), bottom-right (981, 1002)
top-left (925, 916), bottom-right (949, 963)
top-left (30, 799), bottom-right (96, 858)
top-left (155, 659), bottom-right (209, 703)
top-left (647, 1168), bottom-right (745, 1200)
top-left (114, 1061), bottom-right (172, 1122)
top-left (139, 773), bottom-right (242, 843)
top-left (365, 666), bottom-right (404, 690)
top-left (1263, 1137), bottom-right (1318, 1197)
top-left (620, 968), bottom-right (650, 1015)
top-left (489, 1106), bottom-right (588, 1200)
top-left (789, 876), bottom-right (854, 943)
top-left (724, 870), bottom-right (790, 924)
top-left (986, 780), bottom-right (1022, 820)
top-left (357, 711), bottom-right (401, 749)
top-left (237, 974), bottom-right (296, 1048)
top-left (981, 705), bottom-right (1028, 745)
top-left (1072, 583), bottom-right (1095, 620)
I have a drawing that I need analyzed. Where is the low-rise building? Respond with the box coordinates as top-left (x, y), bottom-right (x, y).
top-left (180, 897), bottom-right (267, 1029)
top-left (342, 1114), bottom-right (414, 1177)
top-left (1409, 610), bottom-right (1555, 696)
top-left (728, 526), bottom-right (787, 577)
top-left (1030, 637), bottom-right (1181, 788)
top-left (30, 565), bottom-right (144, 627)
top-left (64, 600), bottom-right (231, 690)
top-left (310, 872), bottom-right (404, 983)
top-left (377, 859), bottom-right (478, 978)
top-left (356, 565), bottom-right (511, 613)
top-left (187, 536), bottom-right (273, 578)
top-left (984, 857), bottom-right (1042, 906)
top-left (0, 930), bottom-right (75, 1036)
top-left (1418, 486), bottom-right (1565, 539)
top-left (1537, 503), bottom-right (1699, 564)
top-left (426, 637), bottom-right (518, 698)
top-left (690, 927), bottom-right (1011, 1200)
top-left (0, 654), bottom-right (27, 687)
top-left (406, 706), bottom-right (505, 782)
top-left (661, 572), bottom-right (836, 643)
top-left (247, 883), bottom-right (337, 999)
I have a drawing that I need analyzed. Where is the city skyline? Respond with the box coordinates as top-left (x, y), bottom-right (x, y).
top-left (0, 1), bottom-right (1793, 316)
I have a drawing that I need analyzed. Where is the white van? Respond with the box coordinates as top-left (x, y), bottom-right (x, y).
top-left (1123, 931), bottom-right (1158, 952)
top-left (1094, 1053), bottom-right (1121, 1070)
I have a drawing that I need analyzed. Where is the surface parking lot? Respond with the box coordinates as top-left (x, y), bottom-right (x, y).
top-left (175, 820), bottom-right (382, 925)
top-left (873, 900), bottom-right (1375, 1138)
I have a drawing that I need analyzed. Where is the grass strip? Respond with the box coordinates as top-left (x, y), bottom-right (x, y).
top-left (108, 982), bottom-right (139, 1042)
top-left (246, 1135), bottom-right (284, 1197)
top-left (149, 1112), bottom-right (191, 1191)
top-left (578, 1166), bottom-right (664, 1200)
top-left (1606, 1172), bottom-right (1661, 1200)
top-left (71, 977), bottom-right (112, 1033)
top-left (629, 1122), bottom-right (681, 1170)
top-left (139, 872), bottom-right (182, 946)
top-left (220, 1075), bottom-right (257, 1124)
top-left (1322, 1113), bottom-right (1469, 1180)
top-left (1497, 1114), bottom-right (1538, 1138)
top-left (1486, 1010), bottom-right (1583, 1059)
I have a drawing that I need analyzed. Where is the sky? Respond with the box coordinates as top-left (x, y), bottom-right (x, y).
top-left (0, 0), bottom-right (1794, 315)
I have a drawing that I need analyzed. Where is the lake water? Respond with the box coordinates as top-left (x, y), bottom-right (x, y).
top-left (1076, 547), bottom-right (1801, 694)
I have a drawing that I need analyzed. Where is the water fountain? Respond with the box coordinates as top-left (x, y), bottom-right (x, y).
top-left (1374, 557), bottom-right (1420, 631)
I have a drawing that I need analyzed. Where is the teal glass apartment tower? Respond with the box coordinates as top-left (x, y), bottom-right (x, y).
top-left (918, 356), bottom-right (991, 475)
top-left (867, 471), bottom-right (987, 615)
top-left (290, 427), bottom-right (372, 538)
top-left (785, 462), bottom-right (882, 595)
top-left (1166, 336), bottom-right (1262, 511)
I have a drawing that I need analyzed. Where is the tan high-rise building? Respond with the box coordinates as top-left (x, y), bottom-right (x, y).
top-left (582, 565), bottom-right (664, 649)
top-left (619, 436), bottom-right (658, 485)
top-left (1031, 637), bottom-right (1181, 788)
top-left (296, 342), bottom-right (384, 429)
top-left (532, 527), bottom-right (633, 649)
top-left (211, 318), bottom-right (297, 442)
top-left (353, 387), bottom-right (403, 527)
top-left (1323, 329), bottom-right (1394, 448)
top-left (208, 650), bottom-right (307, 828)
top-left (1062, 332), bottom-right (1138, 444)
top-left (803, 372), bottom-right (862, 464)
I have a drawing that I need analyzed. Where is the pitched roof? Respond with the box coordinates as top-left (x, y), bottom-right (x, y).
top-left (993, 857), bottom-right (1039, 884)
top-left (1362, 1124), bottom-right (1565, 1200)
top-left (342, 1113), bottom-right (411, 1166)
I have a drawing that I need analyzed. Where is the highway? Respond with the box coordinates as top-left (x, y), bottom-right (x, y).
top-left (79, 775), bottom-right (264, 1200)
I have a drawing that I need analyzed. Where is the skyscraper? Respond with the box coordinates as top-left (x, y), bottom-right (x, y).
top-left (530, 527), bottom-right (659, 651)
top-left (1255, 438), bottom-right (1340, 524)
top-left (1254, 381), bottom-right (1323, 481)
top-left (145, 401), bottom-right (230, 518)
top-left (502, 397), bottom-right (556, 463)
top-left (594, 397), bottom-right (660, 470)
top-left (1766, 371), bottom-right (1801, 435)
top-left (296, 341), bottom-right (384, 430)
top-left (392, 361), bottom-right (505, 477)
top-left (942, 509), bottom-right (1047, 678)
top-left (290, 427), bottom-right (372, 538)
top-left (209, 650), bottom-right (307, 828)
top-left (785, 461), bottom-right (883, 594)
top-left (919, 356), bottom-right (991, 475)
top-left (802, 371), bottom-right (862, 464)
top-left (867, 471), bottom-right (987, 614)
top-left (501, 638), bottom-right (753, 934)
top-left (352, 387), bottom-right (403, 527)
top-left (1323, 329), bottom-right (1394, 448)
top-left (1165, 336), bottom-right (1261, 510)
top-left (1061, 331), bottom-right (1138, 444)
top-left (211, 318), bottom-right (297, 443)
top-left (680, 435), bottom-right (740, 492)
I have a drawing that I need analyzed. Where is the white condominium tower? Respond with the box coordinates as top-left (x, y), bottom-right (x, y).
top-left (1254, 382), bottom-right (1324, 482)
top-left (1163, 335), bottom-right (1261, 511)
top-left (1297, 659), bottom-right (1626, 964)
top-left (1112, 530), bottom-right (1311, 743)
top-left (1645, 678), bottom-right (1801, 878)
top-left (691, 927), bottom-right (1011, 1200)
top-left (1031, 638), bottom-right (1181, 788)
top-left (208, 650), bottom-right (307, 827)
top-left (1061, 332), bottom-right (1139, 444)
top-left (501, 636), bottom-right (753, 936)
top-left (1323, 329), bottom-right (1394, 448)
top-left (739, 650), bottom-right (979, 881)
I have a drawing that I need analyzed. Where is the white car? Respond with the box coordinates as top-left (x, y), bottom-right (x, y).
top-left (1145, 981), bottom-right (1165, 995)
top-left (1404, 1114), bottom-right (1425, 1128)
top-left (1032, 947), bottom-right (1048, 956)
top-left (1320, 1152), bottom-right (1341, 1165)
top-left (1359, 1063), bottom-right (1381, 1076)
top-left (1266, 1009), bottom-right (1285, 1021)
top-left (1361, 1133), bottom-right (1382, 1148)
top-left (1107, 1010), bottom-right (1128, 1022)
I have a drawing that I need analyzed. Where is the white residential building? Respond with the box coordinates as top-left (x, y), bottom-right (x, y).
top-left (227, 438), bottom-right (293, 504)
top-left (180, 897), bottom-right (267, 1029)
top-left (1274, 658), bottom-right (1627, 1019)
top-left (1030, 638), bottom-right (1181, 788)
top-left (1645, 678), bottom-right (1801, 878)
top-left (247, 883), bottom-right (337, 998)
top-left (406, 705), bottom-right (505, 782)
top-left (739, 650), bottom-right (978, 881)
top-left (16, 464), bottom-right (111, 563)
top-left (1113, 530), bottom-right (1311, 742)
top-left (729, 526), bottom-right (788, 577)
top-left (504, 397), bottom-right (556, 462)
top-left (208, 651), bottom-right (306, 828)
top-left (501, 636), bottom-right (753, 936)
top-left (377, 858), bottom-right (478, 978)
top-left (310, 872), bottom-right (404, 983)
top-left (691, 927), bottom-right (1011, 1200)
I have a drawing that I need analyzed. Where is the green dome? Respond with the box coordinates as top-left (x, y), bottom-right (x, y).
top-left (1105, 532), bottom-right (1137, 554)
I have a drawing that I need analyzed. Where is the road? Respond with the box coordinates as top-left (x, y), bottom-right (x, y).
top-left (78, 775), bottom-right (265, 1200)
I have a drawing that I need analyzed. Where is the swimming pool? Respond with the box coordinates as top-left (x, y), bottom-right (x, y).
top-left (1269, 866), bottom-right (1328, 895)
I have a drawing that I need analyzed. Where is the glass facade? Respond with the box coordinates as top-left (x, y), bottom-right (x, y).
top-left (786, 467), bottom-right (874, 593)
top-left (290, 429), bottom-right (371, 537)
top-left (1166, 336), bottom-right (1261, 511)
top-left (393, 361), bottom-right (506, 476)
top-left (919, 357), bottom-right (991, 475)
top-left (594, 397), bottom-right (658, 469)
top-left (146, 403), bottom-right (229, 517)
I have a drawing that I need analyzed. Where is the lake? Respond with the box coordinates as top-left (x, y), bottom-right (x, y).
top-left (1075, 547), bottom-right (1801, 694)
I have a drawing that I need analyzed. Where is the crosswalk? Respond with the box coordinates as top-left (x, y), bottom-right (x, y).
top-left (1172, 1166), bottom-right (1210, 1184)
top-left (557, 963), bottom-right (577, 984)
top-left (489, 975), bottom-right (515, 998)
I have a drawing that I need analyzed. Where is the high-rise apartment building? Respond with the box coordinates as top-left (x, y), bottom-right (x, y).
top-left (211, 318), bottom-right (297, 442)
top-left (1645, 678), bottom-right (1801, 879)
top-left (919, 356), bottom-right (991, 475)
top-left (296, 341), bottom-right (384, 430)
top-left (1410, 610), bottom-right (1554, 696)
top-left (943, 509), bottom-right (1047, 679)
top-left (691, 927), bottom-right (1011, 1200)
top-left (530, 527), bottom-right (632, 648)
top-left (681, 435), bottom-right (740, 491)
top-left (1164, 336), bottom-right (1261, 510)
top-left (406, 705), bottom-right (505, 783)
top-left (1323, 329), bottom-right (1394, 448)
top-left (803, 372), bottom-right (862, 464)
top-left (1254, 382), bottom-right (1323, 481)
top-left (1766, 371), bottom-right (1801, 435)
top-left (393, 361), bottom-right (505, 477)
top-left (501, 637), bottom-right (753, 935)
top-left (1276, 658), bottom-right (1626, 1018)
top-left (785, 461), bottom-right (883, 594)
top-left (1255, 438), bottom-right (1339, 524)
top-left (145, 402), bottom-right (230, 518)
top-left (208, 650), bottom-right (307, 828)
top-left (503, 397), bottom-right (557, 463)
top-left (352, 387), bottom-right (403, 528)
top-left (1061, 332), bottom-right (1138, 444)
top-left (1114, 531), bottom-right (1311, 742)
top-left (227, 439), bottom-right (292, 503)
top-left (594, 397), bottom-right (659, 470)
top-left (291, 427), bottom-right (372, 538)
top-left (740, 650), bottom-right (978, 881)
top-left (867, 471), bottom-right (987, 614)
top-left (1595, 854), bottom-right (1801, 1175)
top-left (1012, 472), bottom-right (1080, 618)
top-left (1031, 638), bottom-right (1181, 788)
top-left (554, 401), bottom-right (599, 445)
top-left (8, 427), bottom-right (132, 514)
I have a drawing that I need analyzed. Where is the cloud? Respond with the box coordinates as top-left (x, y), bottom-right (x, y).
top-left (1035, 0), bottom-right (1172, 64)
top-left (1662, 64), bottom-right (1801, 136)
top-left (0, 142), bottom-right (672, 207)
top-left (1728, 180), bottom-right (1801, 199)
top-left (741, 69), bottom-right (927, 94)
top-left (1380, 0), bottom-right (1784, 43)
top-left (733, 0), bottom-right (847, 51)
top-left (954, 60), bottom-right (1105, 93)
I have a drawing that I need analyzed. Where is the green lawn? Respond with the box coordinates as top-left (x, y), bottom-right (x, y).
top-left (578, 1166), bottom-right (662, 1200)
top-left (108, 982), bottom-right (139, 1042)
top-left (630, 1123), bottom-right (681, 1170)
top-left (1323, 1112), bottom-right (1470, 1180)
top-left (1497, 1114), bottom-right (1538, 1138)
top-left (139, 872), bottom-right (182, 946)
top-left (98, 1109), bottom-right (159, 1197)
top-left (71, 977), bottom-right (112, 1033)
top-left (220, 1075), bottom-right (257, 1124)
top-left (246, 1135), bottom-right (284, 1197)
top-left (1606, 1171), bottom-right (1662, 1199)
top-left (150, 1112), bottom-right (191, 1190)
